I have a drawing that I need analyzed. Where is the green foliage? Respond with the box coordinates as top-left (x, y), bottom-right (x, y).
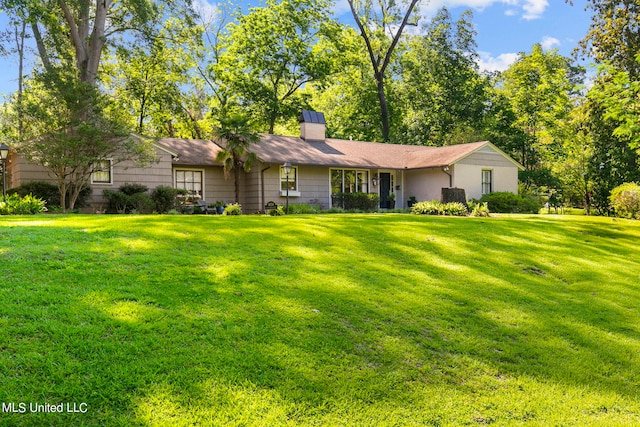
top-left (397, 8), bottom-right (487, 146)
top-left (0, 193), bottom-right (46, 215)
top-left (223, 202), bottom-right (242, 215)
top-left (118, 183), bottom-right (149, 196)
top-left (468, 201), bottom-right (491, 217)
top-left (8, 181), bottom-right (91, 209)
top-left (347, 0), bottom-right (421, 141)
top-left (609, 182), bottom-right (640, 219)
top-left (129, 192), bottom-right (155, 214)
top-left (219, 0), bottom-right (345, 133)
top-left (479, 192), bottom-right (540, 214)
top-left (268, 205), bottom-right (286, 216)
top-left (150, 185), bottom-right (185, 214)
top-left (497, 44), bottom-right (580, 173)
top-left (3, 69), bottom-right (156, 211)
top-left (333, 192), bottom-right (379, 212)
top-left (103, 190), bottom-right (131, 213)
top-left (288, 203), bottom-right (320, 214)
top-left (411, 200), bottom-right (468, 216)
top-left (577, 0), bottom-right (640, 76)
top-left (213, 113), bottom-right (260, 203)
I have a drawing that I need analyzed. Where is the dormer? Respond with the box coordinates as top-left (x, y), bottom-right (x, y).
top-left (299, 110), bottom-right (326, 141)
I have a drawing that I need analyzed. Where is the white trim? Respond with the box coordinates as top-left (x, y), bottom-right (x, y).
top-left (455, 141), bottom-right (525, 171)
top-left (280, 190), bottom-right (301, 197)
top-left (174, 168), bottom-right (206, 199)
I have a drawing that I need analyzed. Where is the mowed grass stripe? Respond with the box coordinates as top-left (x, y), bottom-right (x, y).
top-left (0, 214), bottom-right (639, 426)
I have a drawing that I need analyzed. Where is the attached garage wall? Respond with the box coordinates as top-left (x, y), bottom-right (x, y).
top-left (405, 169), bottom-right (450, 204)
top-left (454, 147), bottom-right (520, 200)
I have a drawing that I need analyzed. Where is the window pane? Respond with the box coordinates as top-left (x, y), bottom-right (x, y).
top-left (331, 170), bottom-right (343, 195)
top-left (344, 170), bottom-right (356, 193)
top-left (92, 160), bottom-right (111, 183)
top-left (280, 167), bottom-right (297, 191)
top-left (357, 171), bottom-right (368, 193)
top-left (176, 170), bottom-right (203, 198)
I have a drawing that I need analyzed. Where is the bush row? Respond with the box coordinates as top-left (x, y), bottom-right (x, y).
top-left (8, 181), bottom-right (91, 209)
top-left (411, 200), bottom-right (468, 216)
top-left (103, 184), bottom-right (187, 214)
top-left (0, 194), bottom-right (47, 215)
top-left (332, 192), bottom-right (380, 212)
top-left (477, 192), bottom-right (540, 214)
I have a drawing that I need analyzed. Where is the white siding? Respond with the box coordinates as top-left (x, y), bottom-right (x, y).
top-left (405, 169), bottom-right (450, 204)
top-left (453, 148), bottom-right (519, 200)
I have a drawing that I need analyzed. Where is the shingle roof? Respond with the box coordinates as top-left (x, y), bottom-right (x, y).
top-left (155, 138), bottom-right (222, 166)
top-left (153, 134), bottom-right (521, 170)
top-left (251, 135), bottom-right (496, 170)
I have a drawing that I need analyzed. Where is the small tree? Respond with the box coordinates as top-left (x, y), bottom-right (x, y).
top-left (212, 114), bottom-right (259, 203)
top-left (5, 71), bottom-right (157, 211)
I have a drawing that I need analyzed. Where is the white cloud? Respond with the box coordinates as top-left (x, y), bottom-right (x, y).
top-left (414, 0), bottom-right (549, 21)
top-left (193, 0), bottom-right (217, 23)
top-left (522, 0), bottom-right (548, 20)
top-left (477, 51), bottom-right (519, 72)
top-left (541, 36), bottom-right (560, 50)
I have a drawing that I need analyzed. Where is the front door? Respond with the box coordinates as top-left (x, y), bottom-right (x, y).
top-left (379, 172), bottom-right (391, 208)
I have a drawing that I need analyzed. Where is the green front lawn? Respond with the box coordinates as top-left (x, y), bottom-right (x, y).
top-left (1, 214), bottom-right (639, 426)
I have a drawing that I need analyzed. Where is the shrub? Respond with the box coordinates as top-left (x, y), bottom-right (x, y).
top-left (333, 192), bottom-right (379, 212)
top-left (288, 204), bottom-right (320, 214)
top-left (609, 182), bottom-right (640, 219)
top-left (129, 193), bottom-right (155, 214)
top-left (119, 183), bottom-right (149, 196)
top-left (269, 205), bottom-right (285, 216)
top-left (0, 194), bottom-right (47, 215)
top-left (479, 192), bottom-right (539, 214)
top-left (103, 189), bottom-right (131, 213)
top-left (151, 186), bottom-right (185, 214)
top-left (223, 203), bottom-right (242, 215)
top-left (411, 200), bottom-right (467, 216)
top-left (8, 181), bottom-right (91, 209)
top-left (468, 201), bottom-right (491, 217)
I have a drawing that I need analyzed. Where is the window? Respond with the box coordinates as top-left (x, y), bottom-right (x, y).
top-left (91, 160), bottom-right (112, 184)
top-left (280, 165), bottom-right (298, 192)
top-left (482, 169), bottom-right (492, 194)
top-left (175, 169), bottom-right (203, 199)
top-left (331, 169), bottom-right (369, 194)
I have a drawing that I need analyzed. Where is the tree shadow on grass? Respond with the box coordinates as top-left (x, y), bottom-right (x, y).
top-left (1, 215), bottom-right (640, 425)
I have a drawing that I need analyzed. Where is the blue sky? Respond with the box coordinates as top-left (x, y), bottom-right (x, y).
top-left (0, 0), bottom-right (592, 100)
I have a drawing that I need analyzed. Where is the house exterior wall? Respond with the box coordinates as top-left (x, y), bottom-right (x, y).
top-left (258, 164), bottom-right (332, 212)
top-left (172, 165), bottom-right (233, 205)
top-left (405, 168), bottom-right (450, 204)
top-left (7, 155), bottom-right (55, 189)
top-left (453, 148), bottom-right (519, 200)
top-left (90, 151), bottom-right (174, 209)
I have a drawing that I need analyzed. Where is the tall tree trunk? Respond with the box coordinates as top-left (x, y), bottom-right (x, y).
top-left (233, 162), bottom-right (241, 203)
top-left (376, 76), bottom-right (391, 142)
top-left (14, 21), bottom-right (26, 140)
top-left (347, 0), bottom-right (419, 142)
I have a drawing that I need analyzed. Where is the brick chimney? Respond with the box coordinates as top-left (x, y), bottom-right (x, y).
top-left (299, 110), bottom-right (326, 141)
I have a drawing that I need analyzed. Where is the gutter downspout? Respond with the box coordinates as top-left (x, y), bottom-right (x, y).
top-left (261, 164), bottom-right (272, 212)
top-left (442, 166), bottom-right (452, 188)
